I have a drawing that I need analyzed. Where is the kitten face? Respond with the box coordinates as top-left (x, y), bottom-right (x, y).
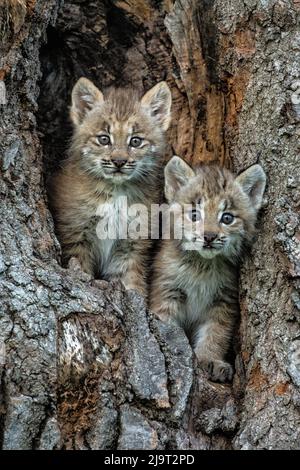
top-left (69, 78), bottom-right (172, 183)
top-left (164, 156), bottom-right (266, 260)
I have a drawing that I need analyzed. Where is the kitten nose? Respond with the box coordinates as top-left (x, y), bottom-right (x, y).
top-left (204, 232), bottom-right (217, 244)
top-left (112, 159), bottom-right (127, 168)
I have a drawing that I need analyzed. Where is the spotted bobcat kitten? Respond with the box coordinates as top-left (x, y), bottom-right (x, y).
top-left (150, 156), bottom-right (266, 382)
top-left (50, 78), bottom-right (172, 295)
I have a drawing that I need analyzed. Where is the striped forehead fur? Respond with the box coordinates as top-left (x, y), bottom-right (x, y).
top-left (103, 87), bottom-right (141, 121)
top-left (193, 165), bottom-right (234, 196)
top-left (178, 164), bottom-right (236, 204)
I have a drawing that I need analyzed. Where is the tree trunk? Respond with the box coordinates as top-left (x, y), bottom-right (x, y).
top-left (0, 0), bottom-right (299, 450)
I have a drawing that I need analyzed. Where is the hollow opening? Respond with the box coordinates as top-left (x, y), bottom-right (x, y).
top-left (37, 1), bottom-right (234, 179)
top-left (36, 0), bottom-right (240, 371)
top-left (37, 1), bottom-right (170, 179)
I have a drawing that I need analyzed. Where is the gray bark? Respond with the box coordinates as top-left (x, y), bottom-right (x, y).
top-left (0, 0), bottom-right (299, 450)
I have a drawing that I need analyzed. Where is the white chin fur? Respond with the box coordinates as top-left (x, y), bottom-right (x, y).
top-left (183, 242), bottom-right (221, 259)
top-left (103, 172), bottom-right (129, 181)
top-left (198, 248), bottom-right (220, 259)
top-left (182, 242), bottom-right (220, 259)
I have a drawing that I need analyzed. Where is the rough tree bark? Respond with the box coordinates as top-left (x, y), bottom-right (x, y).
top-left (0, 0), bottom-right (299, 450)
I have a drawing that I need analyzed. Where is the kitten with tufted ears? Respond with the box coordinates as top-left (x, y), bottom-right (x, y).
top-left (50, 77), bottom-right (172, 295)
top-left (150, 156), bottom-right (266, 382)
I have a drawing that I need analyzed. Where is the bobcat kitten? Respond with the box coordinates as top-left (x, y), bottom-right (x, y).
top-left (50, 78), bottom-right (172, 295)
top-left (150, 156), bottom-right (266, 382)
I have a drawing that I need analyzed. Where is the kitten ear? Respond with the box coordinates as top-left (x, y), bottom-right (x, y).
top-left (235, 164), bottom-right (266, 210)
top-left (164, 156), bottom-right (195, 202)
top-left (70, 77), bottom-right (104, 125)
top-left (141, 81), bottom-right (172, 131)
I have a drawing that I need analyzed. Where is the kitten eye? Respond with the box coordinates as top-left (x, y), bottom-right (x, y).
top-left (188, 209), bottom-right (201, 222)
top-left (97, 135), bottom-right (111, 146)
top-left (129, 137), bottom-right (143, 148)
top-left (221, 213), bottom-right (234, 224)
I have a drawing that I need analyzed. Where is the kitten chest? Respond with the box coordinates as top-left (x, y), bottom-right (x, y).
top-left (90, 192), bottom-right (135, 272)
top-left (176, 263), bottom-right (223, 323)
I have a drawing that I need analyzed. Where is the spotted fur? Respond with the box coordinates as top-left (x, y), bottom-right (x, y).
top-left (150, 156), bottom-right (266, 382)
top-left (50, 78), bottom-right (172, 295)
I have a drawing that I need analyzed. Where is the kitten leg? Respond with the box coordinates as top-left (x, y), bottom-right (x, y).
top-left (149, 281), bottom-right (184, 325)
top-left (194, 304), bottom-right (236, 383)
top-left (107, 242), bottom-right (149, 297)
top-left (150, 298), bottom-right (182, 327)
top-left (63, 242), bottom-right (95, 276)
top-left (121, 258), bottom-right (147, 297)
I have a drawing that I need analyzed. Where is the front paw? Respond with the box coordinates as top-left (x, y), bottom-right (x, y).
top-left (122, 280), bottom-right (146, 297)
top-left (67, 257), bottom-right (93, 281)
top-left (197, 357), bottom-right (233, 383)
